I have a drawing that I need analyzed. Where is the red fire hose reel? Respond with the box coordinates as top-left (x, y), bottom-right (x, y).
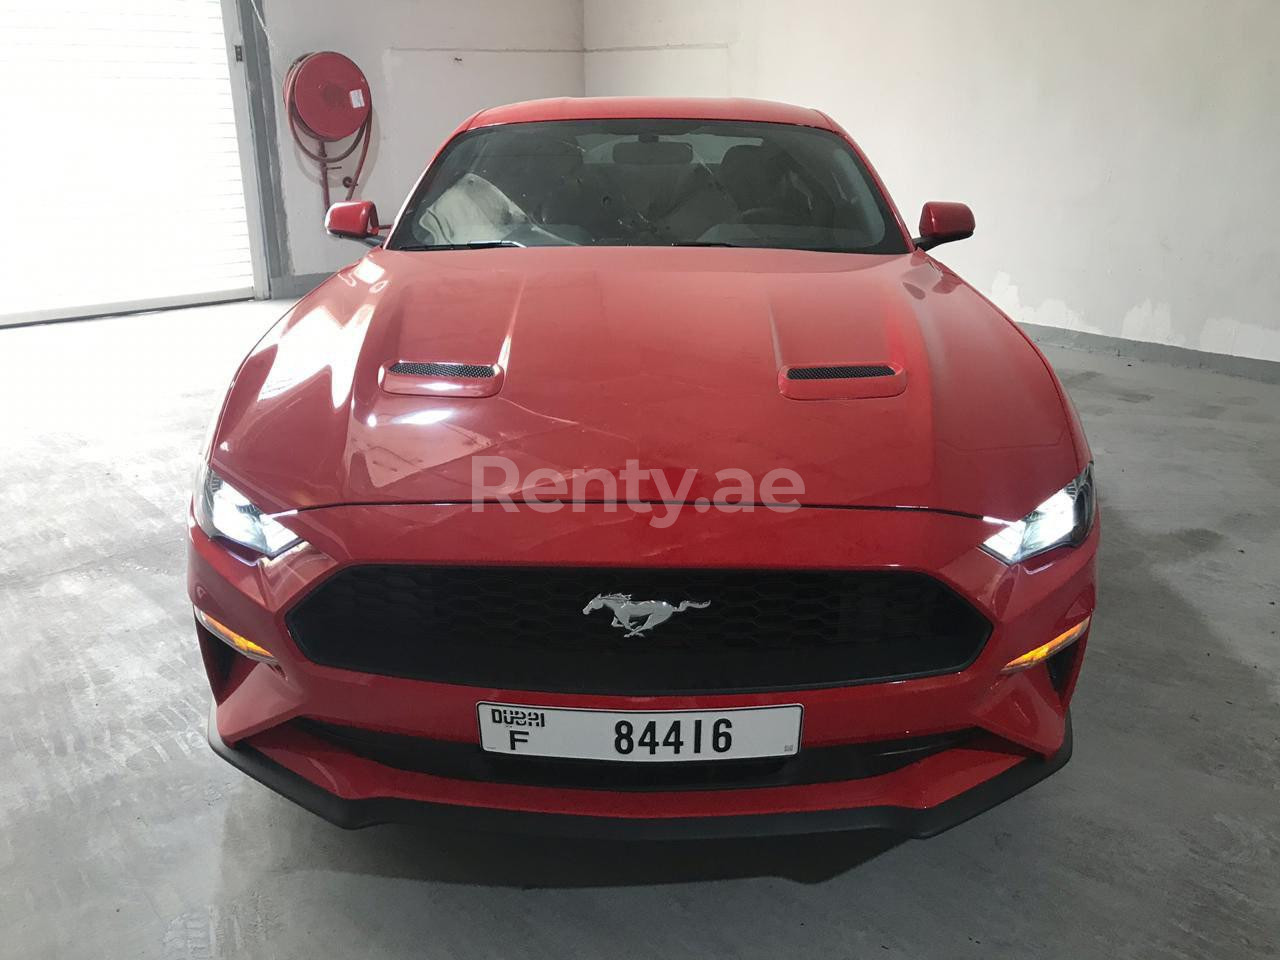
top-left (283, 51), bottom-right (373, 213)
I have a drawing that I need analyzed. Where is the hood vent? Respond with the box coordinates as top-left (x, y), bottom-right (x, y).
top-left (382, 360), bottom-right (505, 398)
top-left (779, 362), bottom-right (906, 401)
top-left (390, 361), bottom-right (496, 379)
top-left (786, 364), bottom-right (895, 381)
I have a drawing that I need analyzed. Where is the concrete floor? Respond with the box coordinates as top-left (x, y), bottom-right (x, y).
top-left (1, 300), bottom-right (1277, 959)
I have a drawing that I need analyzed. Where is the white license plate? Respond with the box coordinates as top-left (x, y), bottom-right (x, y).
top-left (477, 702), bottom-right (803, 762)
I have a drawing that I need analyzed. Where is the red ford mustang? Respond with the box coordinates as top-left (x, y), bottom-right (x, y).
top-left (190, 97), bottom-right (1097, 837)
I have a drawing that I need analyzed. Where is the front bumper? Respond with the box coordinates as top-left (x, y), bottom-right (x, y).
top-left (208, 699), bottom-right (1073, 838)
top-left (192, 501), bottom-right (1096, 837)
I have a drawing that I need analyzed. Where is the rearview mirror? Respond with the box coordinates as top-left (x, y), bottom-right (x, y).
top-left (914, 201), bottom-right (974, 251)
top-left (325, 200), bottom-right (382, 245)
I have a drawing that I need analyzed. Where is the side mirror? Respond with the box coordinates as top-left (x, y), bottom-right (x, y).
top-left (914, 201), bottom-right (974, 251)
top-left (325, 200), bottom-right (382, 245)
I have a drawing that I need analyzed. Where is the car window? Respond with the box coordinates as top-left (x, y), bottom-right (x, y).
top-left (388, 119), bottom-right (908, 254)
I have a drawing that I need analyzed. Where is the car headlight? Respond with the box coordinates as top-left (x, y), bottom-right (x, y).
top-left (982, 464), bottom-right (1095, 564)
top-left (193, 462), bottom-right (302, 558)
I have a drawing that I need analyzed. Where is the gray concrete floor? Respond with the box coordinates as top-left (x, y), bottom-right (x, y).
top-left (1, 300), bottom-right (1277, 959)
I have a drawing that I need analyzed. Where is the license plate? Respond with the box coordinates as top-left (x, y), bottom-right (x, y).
top-left (477, 702), bottom-right (803, 762)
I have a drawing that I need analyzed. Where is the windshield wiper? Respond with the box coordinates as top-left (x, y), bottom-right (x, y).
top-left (395, 240), bottom-right (525, 251)
top-left (672, 240), bottom-right (861, 253)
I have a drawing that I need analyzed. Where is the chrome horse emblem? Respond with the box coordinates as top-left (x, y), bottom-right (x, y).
top-left (582, 593), bottom-right (711, 637)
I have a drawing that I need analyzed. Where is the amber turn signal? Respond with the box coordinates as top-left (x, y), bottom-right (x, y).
top-left (1002, 615), bottom-right (1091, 674)
top-left (195, 607), bottom-right (277, 663)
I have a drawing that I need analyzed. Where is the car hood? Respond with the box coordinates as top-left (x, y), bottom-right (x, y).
top-left (212, 246), bottom-right (1084, 521)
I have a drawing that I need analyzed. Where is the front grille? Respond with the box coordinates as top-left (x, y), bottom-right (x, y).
top-left (296, 719), bottom-right (976, 791)
top-left (287, 566), bottom-right (990, 694)
top-left (390, 361), bottom-right (496, 378)
top-left (787, 364), bottom-right (895, 380)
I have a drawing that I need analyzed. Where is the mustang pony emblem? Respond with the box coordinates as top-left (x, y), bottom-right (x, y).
top-left (582, 594), bottom-right (711, 637)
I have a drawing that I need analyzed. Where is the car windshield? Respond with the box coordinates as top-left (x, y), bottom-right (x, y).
top-left (388, 119), bottom-right (908, 254)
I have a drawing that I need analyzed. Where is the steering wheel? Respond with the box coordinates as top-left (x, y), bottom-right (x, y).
top-left (739, 206), bottom-right (794, 224)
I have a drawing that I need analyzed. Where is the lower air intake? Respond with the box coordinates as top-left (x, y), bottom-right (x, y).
top-left (295, 719), bottom-right (975, 791)
top-left (286, 566), bottom-right (990, 695)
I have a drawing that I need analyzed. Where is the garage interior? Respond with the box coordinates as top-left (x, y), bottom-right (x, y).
top-left (2, 2), bottom-right (1277, 958)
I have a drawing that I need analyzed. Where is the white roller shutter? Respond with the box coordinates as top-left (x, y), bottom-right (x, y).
top-left (0, 0), bottom-right (257, 325)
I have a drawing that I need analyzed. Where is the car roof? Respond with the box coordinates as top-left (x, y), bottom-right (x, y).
top-left (467, 97), bottom-right (835, 130)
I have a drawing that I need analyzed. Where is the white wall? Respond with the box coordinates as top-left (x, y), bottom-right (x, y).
top-left (584, 0), bottom-right (1280, 364)
top-left (263, 0), bottom-right (584, 277)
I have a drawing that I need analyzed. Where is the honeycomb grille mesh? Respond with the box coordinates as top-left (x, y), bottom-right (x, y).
top-left (390, 361), bottom-right (496, 378)
top-left (287, 566), bottom-right (990, 694)
top-left (787, 364), bottom-right (895, 381)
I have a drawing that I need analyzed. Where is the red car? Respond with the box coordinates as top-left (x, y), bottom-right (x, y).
top-left (191, 97), bottom-right (1097, 838)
